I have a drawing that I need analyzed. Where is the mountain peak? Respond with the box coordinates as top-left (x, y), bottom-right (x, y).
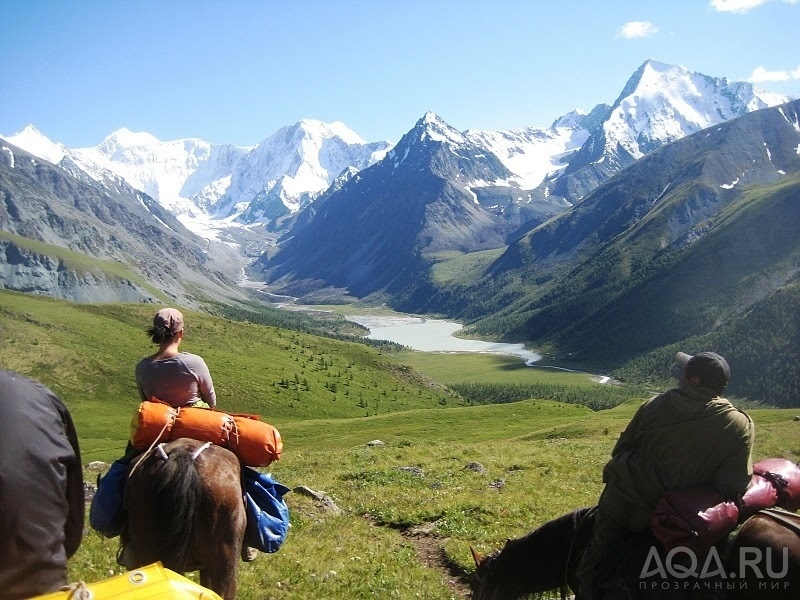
top-left (551, 109), bottom-right (589, 129)
top-left (4, 124), bottom-right (66, 165)
top-left (413, 112), bottom-right (467, 146)
top-left (18, 123), bottom-right (43, 136)
top-left (293, 119), bottom-right (366, 145)
top-left (100, 128), bottom-right (162, 149)
top-left (640, 58), bottom-right (677, 72)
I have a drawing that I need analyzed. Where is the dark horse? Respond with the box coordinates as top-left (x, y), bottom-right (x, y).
top-left (472, 507), bottom-right (800, 599)
top-left (122, 437), bottom-right (247, 600)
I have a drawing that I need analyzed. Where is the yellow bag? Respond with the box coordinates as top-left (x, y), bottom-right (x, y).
top-left (32, 561), bottom-right (222, 599)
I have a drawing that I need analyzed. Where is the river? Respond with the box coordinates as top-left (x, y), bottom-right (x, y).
top-left (344, 314), bottom-right (543, 366)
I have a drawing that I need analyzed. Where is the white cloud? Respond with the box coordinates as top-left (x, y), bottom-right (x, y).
top-left (709, 0), bottom-right (769, 12)
top-left (710, 0), bottom-right (798, 13)
top-left (747, 64), bottom-right (800, 82)
top-left (617, 21), bottom-right (659, 39)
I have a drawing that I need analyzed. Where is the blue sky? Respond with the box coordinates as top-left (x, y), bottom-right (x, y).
top-left (1, 0), bottom-right (798, 148)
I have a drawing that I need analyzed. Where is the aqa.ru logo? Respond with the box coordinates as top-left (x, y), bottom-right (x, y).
top-left (639, 545), bottom-right (791, 592)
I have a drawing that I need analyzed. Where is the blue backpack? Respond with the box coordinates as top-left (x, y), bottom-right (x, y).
top-left (242, 466), bottom-right (291, 553)
top-left (89, 458), bottom-right (129, 537)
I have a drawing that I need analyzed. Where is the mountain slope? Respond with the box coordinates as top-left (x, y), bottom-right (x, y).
top-left (253, 62), bottom-right (794, 305)
top-left (542, 59), bottom-right (791, 205)
top-left (463, 106), bottom-right (607, 189)
top-left (466, 101), bottom-right (800, 376)
top-left (220, 120), bottom-right (391, 226)
top-left (5, 121), bottom-right (392, 239)
top-left (255, 112), bottom-right (570, 300)
top-left (0, 139), bottom-right (248, 305)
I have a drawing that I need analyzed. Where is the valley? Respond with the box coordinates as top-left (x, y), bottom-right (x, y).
top-left (3, 6), bottom-right (800, 596)
top-left (3, 292), bottom-right (797, 597)
top-left (2, 65), bottom-right (798, 407)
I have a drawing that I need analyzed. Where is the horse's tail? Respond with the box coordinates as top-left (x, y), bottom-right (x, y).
top-left (151, 446), bottom-right (204, 571)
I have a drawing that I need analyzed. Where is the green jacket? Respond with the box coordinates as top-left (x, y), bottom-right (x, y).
top-left (603, 384), bottom-right (754, 512)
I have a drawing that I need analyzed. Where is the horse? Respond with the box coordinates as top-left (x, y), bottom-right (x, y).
top-left (122, 437), bottom-right (247, 600)
top-left (471, 506), bottom-right (800, 600)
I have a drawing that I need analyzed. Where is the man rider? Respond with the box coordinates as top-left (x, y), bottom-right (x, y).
top-left (576, 351), bottom-right (754, 599)
top-left (0, 370), bottom-right (84, 598)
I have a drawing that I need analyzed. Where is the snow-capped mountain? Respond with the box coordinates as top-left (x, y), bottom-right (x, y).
top-left (463, 106), bottom-right (608, 189)
top-left (255, 111), bottom-right (559, 301)
top-left (609, 59), bottom-right (787, 159)
top-left (4, 59), bottom-right (793, 258)
top-left (0, 137), bottom-right (249, 305)
top-left (5, 125), bottom-right (70, 165)
top-left (547, 59), bottom-right (791, 202)
top-left (4, 120), bottom-right (391, 239)
top-left (71, 129), bottom-right (250, 218)
top-left (218, 120), bottom-right (391, 225)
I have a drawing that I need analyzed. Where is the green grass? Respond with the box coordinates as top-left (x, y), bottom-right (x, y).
top-left (72, 400), bottom-right (798, 599)
top-left (3, 291), bottom-right (797, 599)
top-left (395, 350), bottom-right (606, 385)
top-left (427, 249), bottom-right (505, 286)
top-left (0, 290), bottom-right (459, 461)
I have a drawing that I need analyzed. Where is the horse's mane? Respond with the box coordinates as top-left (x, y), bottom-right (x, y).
top-left (149, 446), bottom-right (203, 570)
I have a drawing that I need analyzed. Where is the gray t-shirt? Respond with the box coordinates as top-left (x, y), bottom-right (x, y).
top-left (135, 352), bottom-right (217, 408)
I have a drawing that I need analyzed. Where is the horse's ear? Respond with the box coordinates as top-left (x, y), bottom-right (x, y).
top-left (470, 546), bottom-right (484, 566)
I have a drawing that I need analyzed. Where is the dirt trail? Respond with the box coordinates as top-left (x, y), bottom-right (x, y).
top-left (401, 522), bottom-right (472, 598)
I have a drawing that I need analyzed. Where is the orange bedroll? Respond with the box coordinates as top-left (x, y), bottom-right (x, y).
top-left (231, 414), bottom-right (283, 467)
top-left (130, 401), bottom-right (283, 466)
top-left (130, 400), bottom-right (177, 449)
top-left (171, 407), bottom-right (235, 448)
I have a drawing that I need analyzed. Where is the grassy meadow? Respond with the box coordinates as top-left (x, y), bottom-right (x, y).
top-left (1, 290), bottom-right (798, 599)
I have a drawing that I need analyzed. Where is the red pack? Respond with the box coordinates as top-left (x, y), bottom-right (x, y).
top-left (129, 400), bottom-right (177, 449)
top-left (651, 487), bottom-right (739, 553)
top-left (230, 413), bottom-right (283, 467)
top-left (652, 457), bottom-right (800, 551)
top-left (171, 407), bottom-right (235, 448)
top-left (753, 458), bottom-right (800, 511)
top-left (740, 474), bottom-right (779, 520)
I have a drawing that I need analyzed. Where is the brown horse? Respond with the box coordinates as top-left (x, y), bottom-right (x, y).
top-left (122, 437), bottom-right (247, 600)
top-left (471, 506), bottom-right (800, 599)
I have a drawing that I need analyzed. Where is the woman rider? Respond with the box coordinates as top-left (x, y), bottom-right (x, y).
top-left (135, 307), bottom-right (216, 409)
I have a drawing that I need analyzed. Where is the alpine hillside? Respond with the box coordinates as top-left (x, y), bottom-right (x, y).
top-left (3, 59), bottom-right (799, 403)
top-left (0, 139), bottom-right (249, 305)
top-left (252, 61), bottom-right (791, 304)
top-left (456, 99), bottom-right (800, 405)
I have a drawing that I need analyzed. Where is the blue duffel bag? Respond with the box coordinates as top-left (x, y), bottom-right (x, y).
top-left (89, 458), bottom-right (129, 537)
top-left (242, 466), bottom-right (291, 553)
